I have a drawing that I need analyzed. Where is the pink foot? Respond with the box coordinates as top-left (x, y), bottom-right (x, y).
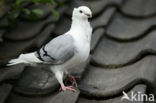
top-left (65, 75), bottom-right (80, 87)
top-left (59, 85), bottom-right (76, 92)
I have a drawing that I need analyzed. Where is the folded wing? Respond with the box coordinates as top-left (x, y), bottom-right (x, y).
top-left (35, 34), bottom-right (76, 64)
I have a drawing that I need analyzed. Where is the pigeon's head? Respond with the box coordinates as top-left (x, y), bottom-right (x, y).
top-left (72, 6), bottom-right (92, 20)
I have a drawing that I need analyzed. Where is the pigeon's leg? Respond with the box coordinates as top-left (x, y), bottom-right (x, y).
top-left (66, 75), bottom-right (80, 87)
top-left (54, 71), bottom-right (76, 92)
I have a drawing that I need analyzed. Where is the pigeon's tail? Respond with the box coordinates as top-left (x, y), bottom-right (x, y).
top-left (7, 58), bottom-right (25, 66)
top-left (7, 52), bottom-right (42, 66)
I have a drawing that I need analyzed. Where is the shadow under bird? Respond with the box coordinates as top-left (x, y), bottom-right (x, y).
top-left (7, 6), bottom-right (92, 92)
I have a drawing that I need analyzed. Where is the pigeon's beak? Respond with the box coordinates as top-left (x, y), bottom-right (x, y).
top-left (85, 13), bottom-right (92, 18)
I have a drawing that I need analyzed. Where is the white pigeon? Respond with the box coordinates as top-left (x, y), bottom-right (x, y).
top-left (7, 6), bottom-right (93, 91)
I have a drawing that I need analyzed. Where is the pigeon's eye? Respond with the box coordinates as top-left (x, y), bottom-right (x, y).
top-left (79, 10), bottom-right (83, 13)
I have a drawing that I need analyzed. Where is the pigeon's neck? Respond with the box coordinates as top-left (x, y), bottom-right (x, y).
top-left (70, 18), bottom-right (89, 29)
top-left (69, 18), bottom-right (92, 42)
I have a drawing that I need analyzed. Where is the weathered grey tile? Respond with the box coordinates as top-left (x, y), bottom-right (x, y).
top-left (4, 14), bottom-right (56, 41)
top-left (32, 24), bottom-right (55, 47)
top-left (91, 28), bottom-right (104, 52)
top-left (0, 40), bottom-right (34, 65)
top-left (106, 13), bottom-right (156, 40)
top-left (79, 56), bottom-right (156, 97)
top-left (0, 24), bottom-right (54, 65)
top-left (91, 7), bottom-right (115, 28)
top-left (50, 90), bottom-right (80, 103)
top-left (92, 30), bottom-right (156, 66)
top-left (121, 0), bottom-right (156, 17)
top-left (6, 90), bottom-right (79, 103)
top-left (14, 65), bottom-right (59, 95)
top-left (0, 64), bottom-right (25, 82)
top-left (65, 0), bottom-right (122, 17)
top-left (4, 20), bottom-right (46, 40)
top-left (0, 83), bottom-right (12, 103)
top-left (77, 85), bottom-right (146, 103)
top-left (53, 16), bottom-right (71, 35)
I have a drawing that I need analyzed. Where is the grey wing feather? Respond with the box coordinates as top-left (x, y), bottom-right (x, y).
top-left (35, 34), bottom-right (76, 64)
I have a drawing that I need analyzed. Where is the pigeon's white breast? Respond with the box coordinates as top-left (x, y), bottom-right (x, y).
top-left (75, 40), bottom-right (90, 61)
top-left (70, 26), bottom-right (91, 63)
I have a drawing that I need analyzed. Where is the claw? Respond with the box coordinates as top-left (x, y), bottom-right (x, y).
top-left (60, 85), bottom-right (76, 92)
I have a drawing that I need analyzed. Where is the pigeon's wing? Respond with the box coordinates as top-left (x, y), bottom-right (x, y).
top-left (35, 34), bottom-right (76, 64)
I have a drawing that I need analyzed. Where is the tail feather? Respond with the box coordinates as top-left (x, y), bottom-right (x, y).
top-left (7, 52), bottom-right (42, 66)
top-left (7, 59), bottom-right (25, 66)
